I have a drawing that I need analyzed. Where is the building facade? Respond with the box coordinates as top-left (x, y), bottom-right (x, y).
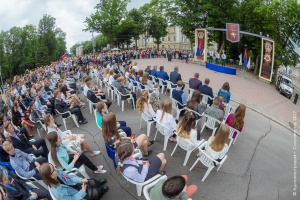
top-left (137, 26), bottom-right (192, 51)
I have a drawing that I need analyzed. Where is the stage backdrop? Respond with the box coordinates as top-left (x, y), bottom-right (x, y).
top-left (259, 38), bottom-right (275, 82)
top-left (194, 29), bottom-right (208, 64)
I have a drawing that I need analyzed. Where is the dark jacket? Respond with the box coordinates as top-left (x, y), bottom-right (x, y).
top-left (10, 133), bottom-right (32, 150)
top-left (87, 90), bottom-right (100, 103)
top-left (170, 71), bottom-right (182, 85)
top-left (4, 175), bottom-right (34, 200)
top-left (189, 78), bottom-right (202, 90)
top-left (199, 85), bottom-right (214, 105)
top-left (54, 98), bottom-right (70, 118)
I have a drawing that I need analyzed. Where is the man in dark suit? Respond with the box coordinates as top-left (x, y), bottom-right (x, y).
top-left (189, 73), bottom-right (202, 90)
top-left (199, 78), bottom-right (214, 105)
top-left (0, 171), bottom-right (51, 200)
top-left (53, 90), bottom-right (88, 124)
top-left (86, 81), bottom-right (112, 108)
top-left (170, 66), bottom-right (185, 89)
top-left (4, 122), bottom-right (49, 158)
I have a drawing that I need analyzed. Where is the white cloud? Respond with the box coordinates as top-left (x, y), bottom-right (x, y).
top-left (0, 0), bottom-right (150, 52)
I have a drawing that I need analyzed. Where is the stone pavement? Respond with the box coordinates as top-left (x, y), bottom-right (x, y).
top-left (25, 64), bottom-right (299, 200)
top-left (135, 57), bottom-right (300, 132)
top-left (49, 86), bottom-right (298, 200)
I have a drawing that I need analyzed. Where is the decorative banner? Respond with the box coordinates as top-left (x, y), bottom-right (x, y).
top-left (194, 29), bottom-right (207, 63)
top-left (226, 23), bottom-right (240, 43)
top-left (259, 38), bottom-right (275, 82)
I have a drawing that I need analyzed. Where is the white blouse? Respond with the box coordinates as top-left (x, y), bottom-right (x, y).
top-left (144, 103), bottom-right (156, 120)
top-left (155, 110), bottom-right (176, 136)
top-left (205, 136), bottom-right (229, 160)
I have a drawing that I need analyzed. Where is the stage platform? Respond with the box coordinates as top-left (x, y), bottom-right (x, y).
top-left (206, 62), bottom-right (236, 75)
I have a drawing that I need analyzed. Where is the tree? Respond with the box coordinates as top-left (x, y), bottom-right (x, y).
top-left (84, 0), bottom-right (130, 48)
top-left (116, 19), bottom-right (137, 49)
top-left (128, 8), bottom-right (145, 50)
top-left (148, 15), bottom-right (168, 50)
top-left (254, 0), bottom-right (300, 82)
top-left (163, 0), bottom-right (205, 51)
top-left (70, 43), bottom-right (81, 55)
top-left (95, 35), bottom-right (109, 51)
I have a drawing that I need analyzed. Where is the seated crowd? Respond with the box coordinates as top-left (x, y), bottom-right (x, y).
top-left (0, 55), bottom-right (246, 200)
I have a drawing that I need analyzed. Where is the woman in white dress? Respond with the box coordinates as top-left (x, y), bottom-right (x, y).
top-left (45, 114), bottom-right (100, 157)
top-left (155, 99), bottom-right (177, 142)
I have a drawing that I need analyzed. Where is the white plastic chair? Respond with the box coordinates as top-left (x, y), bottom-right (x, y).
top-left (201, 94), bottom-right (213, 108)
top-left (29, 114), bottom-right (45, 138)
top-left (127, 78), bottom-right (137, 93)
top-left (48, 152), bottom-right (90, 179)
top-left (116, 90), bottom-right (136, 112)
top-left (184, 107), bottom-right (203, 126)
top-left (190, 141), bottom-right (228, 181)
top-left (157, 78), bottom-right (166, 94)
top-left (188, 88), bottom-right (195, 100)
top-left (61, 130), bottom-right (82, 153)
top-left (121, 173), bottom-right (162, 196)
top-left (154, 119), bottom-right (174, 151)
top-left (224, 104), bottom-right (235, 121)
top-left (171, 136), bottom-right (204, 166)
top-left (200, 114), bottom-right (221, 136)
top-left (87, 99), bottom-right (98, 114)
top-left (15, 171), bottom-right (47, 189)
top-left (48, 186), bottom-right (58, 200)
top-left (104, 81), bottom-right (111, 98)
top-left (55, 109), bottom-right (79, 131)
top-left (166, 80), bottom-right (177, 96)
top-left (139, 112), bottom-right (156, 137)
top-left (171, 98), bottom-right (186, 120)
top-left (227, 126), bottom-right (241, 148)
top-left (143, 175), bottom-right (167, 200)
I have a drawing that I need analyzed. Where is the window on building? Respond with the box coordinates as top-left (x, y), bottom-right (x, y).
top-left (168, 45), bottom-right (170, 49)
top-left (162, 45), bottom-right (165, 49)
top-left (162, 37), bottom-right (164, 42)
top-left (173, 36), bottom-right (176, 42)
top-left (173, 27), bottom-right (175, 32)
top-left (181, 36), bottom-right (184, 42)
top-left (173, 45), bottom-right (176, 49)
top-left (168, 36), bottom-right (170, 42)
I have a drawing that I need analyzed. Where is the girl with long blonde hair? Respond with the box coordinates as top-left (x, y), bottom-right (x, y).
top-left (176, 111), bottom-right (198, 144)
top-left (155, 99), bottom-right (177, 142)
top-left (225, 104), bottom-right (246, 138)
top-left (136, 90), bottom-right (155, 120)
top-left (204, 124), bottom-right (230, 161)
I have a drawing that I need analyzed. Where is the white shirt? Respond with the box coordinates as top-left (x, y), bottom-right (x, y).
top-left (156, 110), bottom-right (176, 136)
top-left (132, 66), bottom-right (139, 72)
top-left (108, 76), bottom-right (115, 84)
top-left (221, 53), bottom-right (226, 59)
top-left (47, 125), bottom-right (80, 147)
top-left (83, 85), bottom-right (89, 96)
top-left (60, 93), bottom-right (69, 104)
top-left (215, 53), bottom-right (220, 59)
top-left (125, 72), bottom-right (130, 78)
top-left (144, 104), bottom-right (156, 120)
top-left (205, 136), bottom-right (229, 160)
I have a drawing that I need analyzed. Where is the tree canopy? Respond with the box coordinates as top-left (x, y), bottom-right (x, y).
top-left (0, 14), bottom-right (66, 79)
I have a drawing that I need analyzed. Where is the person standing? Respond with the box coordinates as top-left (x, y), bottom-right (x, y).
top-left (215, 51), bottom-right (220, 64)
top-left (221, 51), bottom-right (226, 66)
top-left (209, 51), bottom-right (214, 63)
